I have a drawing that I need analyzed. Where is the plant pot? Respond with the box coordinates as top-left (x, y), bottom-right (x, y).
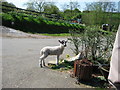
top-left (92, 64), bottom-right (101, 74)
top-left (74, 59), bottom-right (93, 81)
top-left (73, 60), bottom-right (81, 77)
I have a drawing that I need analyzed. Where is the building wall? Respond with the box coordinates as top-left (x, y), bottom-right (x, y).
top-left (118, 1), bottom-right (120, 12)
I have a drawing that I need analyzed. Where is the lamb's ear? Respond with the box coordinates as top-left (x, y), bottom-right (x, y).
top-left (58, 40), bottom-right (61, 43)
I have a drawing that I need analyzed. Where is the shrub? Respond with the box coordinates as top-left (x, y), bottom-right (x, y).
top-left (68, 26), bottom-right (116, 64)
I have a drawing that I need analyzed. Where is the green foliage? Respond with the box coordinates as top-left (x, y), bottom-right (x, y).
top-left (49, 60), bottom-right (74, 70)
top-left (2, 12), bottom-right (84, 33)
top-left (2, 0), bottom-right (119, 30)
top-left (68, 29), bottom-right (82, 55)
top-left (1, 1), bottom-right (16, 13)
top-left (2, 13), bottom-right (14, 21)
top-left (62, 9), bottom-right (81, 20)
top-left (40, 33), bottom-right (70, 36)
top-left (82, 11), bottom-right (120, 29)
top-left (2, 1), bottom-right (16, 7)
top-left (68, 26), bottom-right (116, 64)
top-left (44, 4), bottom-right (60, 14)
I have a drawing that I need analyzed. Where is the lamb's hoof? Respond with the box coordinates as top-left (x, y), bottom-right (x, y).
top-left (39, 64), bottom-right (43, 68)
top-left (41, 66), bottom-right (43, 68)
top-left (40, 65), bottom-right (43, 68)
top-left (43, 64), bottom-right (46, 67)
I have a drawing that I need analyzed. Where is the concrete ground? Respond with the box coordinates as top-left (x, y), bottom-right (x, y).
top-left (2, 38), bottom-right (85, 88)
top-left (1, 26), bottom-right (85, 88)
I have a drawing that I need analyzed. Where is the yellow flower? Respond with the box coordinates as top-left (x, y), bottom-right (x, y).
top-left (66, 54), bottom-right (70, 58)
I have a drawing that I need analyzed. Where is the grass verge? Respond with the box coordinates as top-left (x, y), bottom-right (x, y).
top-left (39, 33), bottom-right (70, 37)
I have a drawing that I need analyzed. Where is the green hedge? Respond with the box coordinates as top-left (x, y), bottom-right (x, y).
top-left (1, 12), bottom-right (84, 34)
top-left (81, 12), bottom-right (120, 29)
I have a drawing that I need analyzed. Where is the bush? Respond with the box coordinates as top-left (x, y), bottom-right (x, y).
top-left (82, 12), bottom-right (120, 29)
top-left (68, 26), bottom-right (116, 64)
top-left (1, 12), bottom-right (85, 33)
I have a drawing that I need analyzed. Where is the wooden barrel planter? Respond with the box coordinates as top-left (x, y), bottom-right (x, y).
top-left (92, 65), bottom-right (101, 74)
top-left (74, 60), bottom-right (81, 77)
top-left (74, 59), bottom-right (93, 81)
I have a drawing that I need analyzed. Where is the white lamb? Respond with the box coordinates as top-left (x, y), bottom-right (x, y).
top-left (39, 40), bottom-right (67, 67)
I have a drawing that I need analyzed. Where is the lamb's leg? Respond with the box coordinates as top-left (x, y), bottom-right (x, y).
top-left (39, 58), bottom-right (43, 67)
top-left (39, 54), bottom-right (48, 68)
top-left (56, 55), bottom-right (60, 65)
top-left (43, 60), bottom-right (46, 66)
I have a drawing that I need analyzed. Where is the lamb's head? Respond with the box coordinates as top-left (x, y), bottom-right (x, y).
top-left (58, 40), bottom-right (67, 47)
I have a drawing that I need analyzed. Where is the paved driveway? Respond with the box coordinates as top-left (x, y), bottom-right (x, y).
top-left (2, 37), bottom-right (84, 88)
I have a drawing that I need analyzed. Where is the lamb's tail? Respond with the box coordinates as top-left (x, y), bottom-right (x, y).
top-left (40, 50), bottom-right (43, 56)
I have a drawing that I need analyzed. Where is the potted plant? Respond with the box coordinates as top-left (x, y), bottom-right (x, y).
top-left (68, 26), bottom-right (115, 80)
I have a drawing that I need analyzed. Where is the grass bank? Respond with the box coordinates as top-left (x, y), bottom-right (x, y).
top-left (1, 12), bottom-right (84, 34)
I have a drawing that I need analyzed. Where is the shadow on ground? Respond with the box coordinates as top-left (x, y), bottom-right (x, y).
top-left (48, 60), bottom-right (74, 70)
top-left (48, 60), bottom-right (110, 88)
top-left (77, 76), bottom-right (109, 88)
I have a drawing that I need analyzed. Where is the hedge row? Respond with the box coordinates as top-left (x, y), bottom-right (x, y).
top-left (1, 12), bottom-right (84, 34)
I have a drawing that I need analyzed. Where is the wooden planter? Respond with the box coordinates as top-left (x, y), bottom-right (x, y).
top-left (92, 65), bottom-right (101, 74)
top-left (74, 60), bottom-right (81, 77)
top-left (74, 59), bottom-right (93, 81)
